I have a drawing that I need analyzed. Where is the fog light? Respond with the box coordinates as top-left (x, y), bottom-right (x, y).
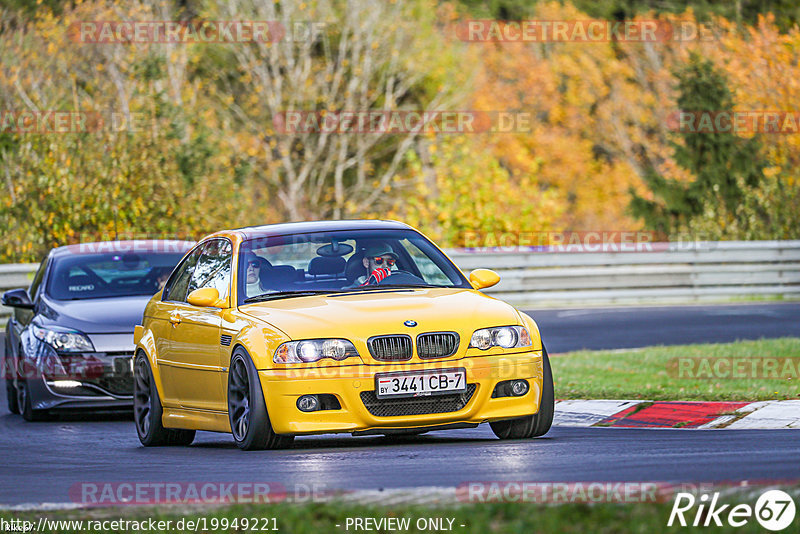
top-left (297, 395), bottom-right (320, 412)
top-left (511, 380), bottom-right (529, 396)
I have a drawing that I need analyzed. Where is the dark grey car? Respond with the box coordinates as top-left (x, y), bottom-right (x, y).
top-left (2, 240), bottom-right (192, 420)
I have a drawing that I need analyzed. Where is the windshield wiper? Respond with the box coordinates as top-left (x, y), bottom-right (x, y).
top-left (243, 290), bottom-right (345, 303)
top-left (346, 283), bottom-right (439, 291)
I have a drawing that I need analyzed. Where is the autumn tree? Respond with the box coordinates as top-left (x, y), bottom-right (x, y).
top-left (207, 0), bottom-right (469, 221)
top-left (0, 0), bottom-right (243, 261)
top-left (630, 53), bottom-right (766, 237)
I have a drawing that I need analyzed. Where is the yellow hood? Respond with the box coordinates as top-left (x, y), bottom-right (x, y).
top-left (239, 288), bottom-right (521, 343)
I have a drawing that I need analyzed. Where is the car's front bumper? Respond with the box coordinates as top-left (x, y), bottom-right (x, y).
top-left (259, 350), bottom-right (543, 435)
top-left (20, 332), bottom-right (134, 411)
top-left (28, 375), bottom-right (133, 411)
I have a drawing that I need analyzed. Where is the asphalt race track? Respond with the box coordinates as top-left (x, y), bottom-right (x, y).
top-left (1, 396), bottom-right (799, 506)
top-left (1, 302), bottom-right (799, 507)
top-left (525, 302), bottom-right (800, 353)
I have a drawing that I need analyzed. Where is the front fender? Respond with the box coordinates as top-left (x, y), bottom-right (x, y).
top-left (232, 323), bottom-right (290, 370)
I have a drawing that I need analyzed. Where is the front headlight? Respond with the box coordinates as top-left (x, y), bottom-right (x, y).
top-left (273, 339), bottom-right (359, 364)
top-left (469, 326), bottom-right (531, 350)
top-left (31, 325), bottom-right (94, 352)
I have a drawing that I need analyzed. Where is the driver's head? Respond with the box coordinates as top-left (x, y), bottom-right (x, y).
top-left (362, 244), bottom-right (398, 273)
top-left (245, 254), bottom-right (263, 284)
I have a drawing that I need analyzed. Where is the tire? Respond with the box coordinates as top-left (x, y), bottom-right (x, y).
top-left (228, 348), bottom-right (293, 451)
top-left (6, 379), bottom-right (19, 414)
top-left (4, 340), bottom-right (19, 414)
top-left (18, 379), bottom-right (49, 422)
top-left (134, 352), bottom-right (195, 446)
top-left (490, 344), bottom-right (555, 440)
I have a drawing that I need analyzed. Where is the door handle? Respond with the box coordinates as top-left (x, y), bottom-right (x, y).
top-left (169, 313), bottom-right (182, 325)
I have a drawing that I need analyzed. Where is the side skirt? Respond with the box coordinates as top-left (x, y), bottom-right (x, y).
top-left (162, 407), bottom-right (231, 433)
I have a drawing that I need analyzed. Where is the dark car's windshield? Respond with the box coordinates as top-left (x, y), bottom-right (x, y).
top-left (239, 229), bottom-right (470, 304)
top-left (47, 251), bottom-right (187, 300)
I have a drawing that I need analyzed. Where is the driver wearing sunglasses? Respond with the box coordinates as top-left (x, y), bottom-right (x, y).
top-left (245, 255), bottom-right (269, 297)
top-left (355, 244), bottom-right (399, 286)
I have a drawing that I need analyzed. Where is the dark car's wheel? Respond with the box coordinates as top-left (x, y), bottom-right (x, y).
top-left (18, 379), bottom-right (49, 422)
top-left (228, 348), bottom-right (293, 451)
top-left (490, 344), bottom-right (555, 440)
top-left (5, 350), bottom-right (19, 415)
top-left (134, 352), bottom-right (195, 446)
top-left (6, 377), bottom-right (19, 414)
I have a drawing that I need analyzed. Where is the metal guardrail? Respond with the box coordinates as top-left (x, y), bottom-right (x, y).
top-left (448, 240), bottom-right (800, 307)
top-left (1, 241), bottom-right (798, 315)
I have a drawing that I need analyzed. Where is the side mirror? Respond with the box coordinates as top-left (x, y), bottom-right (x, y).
top-left (469, 269), bottom-right (501, 290)
top-left (187, 287), bottom-right (225, 308)
top-left (1, 289), bottom-right (34, 309)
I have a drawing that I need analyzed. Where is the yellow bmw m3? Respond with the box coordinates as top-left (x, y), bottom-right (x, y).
top-left (133, 220), bottom-right (553, 450)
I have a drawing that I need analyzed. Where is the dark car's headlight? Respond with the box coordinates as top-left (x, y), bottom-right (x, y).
top-left (469, 326), bottom-right (531, 350)
top-left (273, 339), bottom-right (359, 364)
top-left (31, 325), bottom-right (94, 352)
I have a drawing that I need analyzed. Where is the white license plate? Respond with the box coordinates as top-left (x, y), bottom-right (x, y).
top-left (375, 368), bottom-right (467, 399)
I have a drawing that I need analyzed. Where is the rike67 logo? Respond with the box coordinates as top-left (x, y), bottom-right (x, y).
top-left (668, 489), bottom-right (796, 531)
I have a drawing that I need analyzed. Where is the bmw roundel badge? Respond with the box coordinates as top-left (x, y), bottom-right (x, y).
top-left (404, 320), bottom-right (417, 327)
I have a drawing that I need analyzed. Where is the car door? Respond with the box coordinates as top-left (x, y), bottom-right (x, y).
top-left (151, 246), bottom-right (202, 407)
top-left (161, 239), bottom-right (232, 412)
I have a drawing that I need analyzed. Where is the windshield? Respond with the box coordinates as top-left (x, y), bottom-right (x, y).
top-left (47, 251), bottom-right (188, 300)
top-left (238, 229), bottom-right (470, 304)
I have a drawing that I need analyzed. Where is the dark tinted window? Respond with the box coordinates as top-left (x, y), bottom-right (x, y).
top-left (163, 247), bottom-right (201, 303)
top-left (187, 239), bottom-right (232, 300)
top-left (47, 252), bottom-right (187, 301)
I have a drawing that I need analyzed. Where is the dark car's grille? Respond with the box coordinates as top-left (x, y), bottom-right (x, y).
top-left (360, 384), bottom-right (476, 417)
top-left (416, 332), bottom-right (459, 359)
top-left (368, 335), bottom-right (412, 361)
top-left (104, 351), bottom-right (133, 359)
top-left (56, 352), bottom-right (134, 396)
top-left (83, 374), bottom-right (134, 396)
